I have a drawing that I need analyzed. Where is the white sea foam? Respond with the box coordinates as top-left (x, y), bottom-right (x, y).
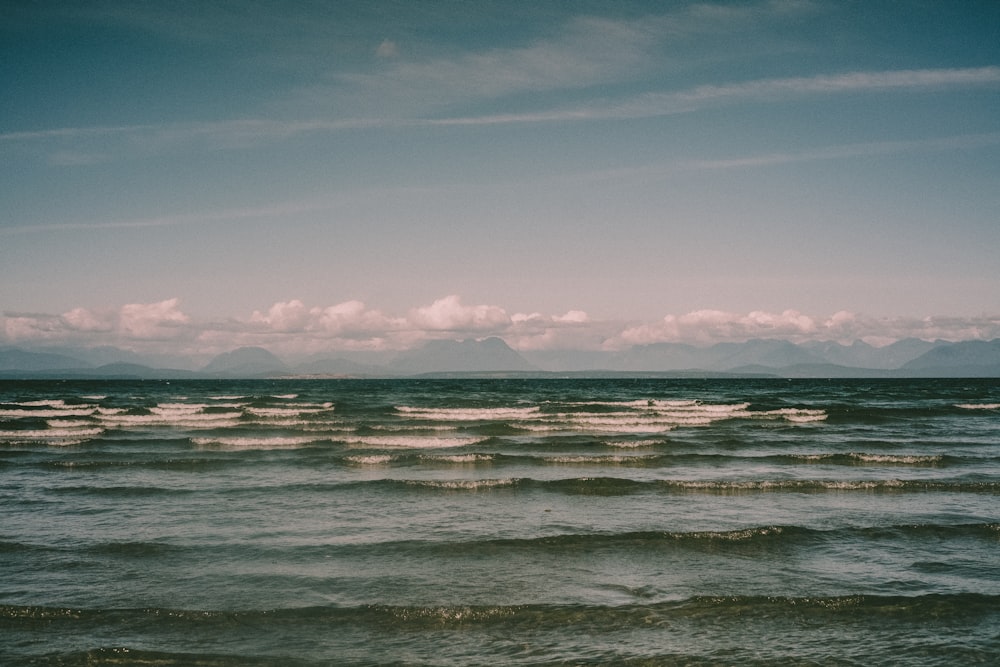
top-left (395, 406), bottom-right (542, 421)
top-left (543, 454), bottom-right (653, 465)
top-left (849, 453), bottom-right (943, 464)
top-left (345, 454), bottom-right (396, 465)
top-left (0, 407), bottom-right (96, 418)
top-left (98, 411), bottom-right (243, 428)
top-left (605, 439), bottom-right (660, 448)
top-left (370, 424), bottom-right (458, 432)
top-left (409, 478), bottom-right (517, 490)
top-left (794, 453), bottom-right (836, 462)
top-left (15, 399), bottom-right (68, 407)
top-left (191, 436), bottom-right (316, 449)
top-left (246, 405), bottom-right (333, 417)
top-left (150, 403), bottom-right (209, 415)
top-left (271, 394), bottom-right (298, 400)
top-left (340, 435), bottom-right (487, 449)
top-left (46, 420), bottom-right (94, 429)
top-left (754, 408), bottom-right (828, 422)
top-left (956, 403), bottom-right (1000, 410)
top-left (0, 427), bottom-right (104, 444)
top-left (563, 399), bottom-right (701, 409)
top-left (422, 453), bottom-right (495, 463)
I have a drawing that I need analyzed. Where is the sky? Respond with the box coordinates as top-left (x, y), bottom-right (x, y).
top-left (2, 0), bottom-right (999, 358)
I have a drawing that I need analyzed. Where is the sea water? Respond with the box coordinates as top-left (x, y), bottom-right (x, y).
top-left (1, 378), bottom-right (997, 665)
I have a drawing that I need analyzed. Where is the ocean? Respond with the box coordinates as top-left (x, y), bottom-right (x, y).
top-left (1, 378), bottom-right (997, 665)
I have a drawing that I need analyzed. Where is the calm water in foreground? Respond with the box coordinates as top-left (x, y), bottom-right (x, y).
top-left (1, 378), bottom-right (998, 665)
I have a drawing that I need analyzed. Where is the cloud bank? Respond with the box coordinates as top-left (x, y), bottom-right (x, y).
top-left (4, 297), bottom-right (998, 359)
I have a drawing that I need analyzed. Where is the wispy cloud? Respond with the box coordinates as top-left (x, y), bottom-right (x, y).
top-left (6, 65), bottom-right (996, 168)
top-left (0, 194), bottom-right (351, 236)
top-left (433, 66), bottom-right (1000, 126)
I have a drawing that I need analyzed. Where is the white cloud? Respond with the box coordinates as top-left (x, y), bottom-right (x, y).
top-left (2, 299), bottom-right (191, 346)
top-left (5, 298), bottom-right (999, 355)
top-left (250, 299), bottom-right (312, 332)
top-left (408, 295), bottom-right (511, 333)
top-left (314, 300), bottom-right (403, 338)
top-left (61, 307), bottom-right (116, 332)
top-left (119, 299), bottom-right (191, 339)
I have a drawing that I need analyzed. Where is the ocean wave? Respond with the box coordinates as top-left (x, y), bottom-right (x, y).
top-left (98, 412), bottom-right (243, 427)
top-left (0, 407), bottom-right (96, 418)
top-left (344, 454), bottom-right (397, 465)
top-left (404, 478), bottom-right (521, 490)
top-left (5, 592), bottom-right (996, 629)
top-left (956, 402), bottom-right (1000, 410)
top-left (246, 405), bottom-right (334, 417)
top-left (790, 452), bottom-right (947, 466)
top-left (0, 427), bottom-right (104, 445)
top-left (420, 453), bottom-right (496, 464)
top-left (395, 406), bottom-right (543, 421)
top-left (339, 435), bottom-right (488, 449)
top-left (191, 436), bottom-right (320, 449)
top-left (12, 399), bottom-right (69, 407)
top-left (344, 475), bottom-right (998, 496)
top-left (605, 439), bottom-right (661, 448)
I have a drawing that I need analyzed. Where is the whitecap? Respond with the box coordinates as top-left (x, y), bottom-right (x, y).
top-left (849, 453), bottom-right (943, 465)
top-left (422, 453), bottom-right (495, 463)
top-left (395, 406), bottom-right (541, 421)
top-left (605, 439), bottom-right (660, 448)
top-left (345, 454), bottom-right (396, 465)
top-left (408, 478), bottom-right (517, 490)
top-left (340, 435), bottom-right (487, 449)
top-left (191, 435), bottom-right (316, 449)
top-left (0, 407), bottom-right (96, 418)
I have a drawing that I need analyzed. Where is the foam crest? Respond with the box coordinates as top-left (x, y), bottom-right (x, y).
top-left (370, 424), bottom-right (458, 432)
top-left (246, 404), bottom-right (333, 417)
top-left (345, 454), bottom-right (396, 465)
top-left (565, 399), bottom-right (700, 408)
top-left (956, 403), bottom-right (1000, 410)
top-left (0, 427), bottom-right (104, 445)
top-left (191, 435), bottom-right (316, 449)
top-left (395, 406), bottom-right (542, 421)
top-left (0, 407), bottom-right (95, 418)
top-left (341, 435), bottom-right (487, 449)
top-left (606, 439), bottom-right (660, 448)
top-left (407, 478), bottom-right (518, 490)
top-left (848, 453), bottom-right (944, 465)
top-left (543, 454), bottom-right (655, 465)
top-left (98, 411), bottom-right (243, 428)
top-left (46, 420), bottom-right (93, 428)
top-left (150, 403), bottom-right (209, 415)
top-left (754, 408), bottom-right (828, 422)
top-left (422, 454), bottom-right (495, 463)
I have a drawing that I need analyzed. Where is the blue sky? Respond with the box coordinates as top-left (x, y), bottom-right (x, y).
top-left (2, 1), bottom-right (999, 357)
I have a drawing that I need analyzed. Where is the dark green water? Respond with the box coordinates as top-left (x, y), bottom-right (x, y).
top-left (1, 378), bottom-right (998, 665)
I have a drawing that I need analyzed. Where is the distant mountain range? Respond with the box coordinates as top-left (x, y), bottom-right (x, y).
top-left (2, 337), bottom-right (1000, 379)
